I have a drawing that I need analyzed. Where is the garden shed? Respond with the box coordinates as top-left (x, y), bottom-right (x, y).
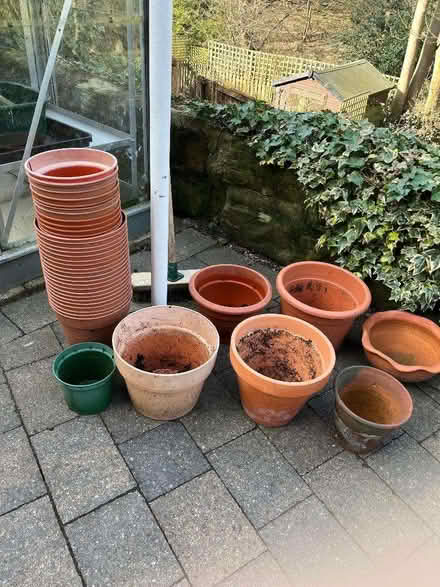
top-left (272, 59), bottom-right (395, 122)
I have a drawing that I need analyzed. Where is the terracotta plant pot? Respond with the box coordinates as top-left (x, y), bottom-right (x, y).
top-left (189, 264), bottom-right (272, 343)
top-left (56, 304), bottom-right (130, 346)
top-left (230, 313), bottom-right (335, 427)
top-left (34, 214), bottom-right (125, 247)
top-left (335, 365), bottom-right (413, 453)
top-left (30, 183), bottom-right (119, 206)
top-left (29, 174), bottom-right (118, 195)
top-left (276, 261), bottom-right (372, 350)
top-left (362, 311), bottom-right (440, 382)
top-left (112, 306), bottom-right (220, 420)
top-left (25, 148), bottom-right (118, 184)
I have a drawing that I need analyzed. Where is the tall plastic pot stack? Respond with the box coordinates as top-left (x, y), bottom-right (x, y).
top-left (26, 148), bottom-right (132, 345)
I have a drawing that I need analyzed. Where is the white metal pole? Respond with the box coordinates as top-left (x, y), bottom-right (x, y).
top-left (149, 0), bottom-right (172, 305)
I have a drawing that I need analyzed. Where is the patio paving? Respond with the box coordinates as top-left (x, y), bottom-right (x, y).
top-left (1, 225), bottom-right (440, 586)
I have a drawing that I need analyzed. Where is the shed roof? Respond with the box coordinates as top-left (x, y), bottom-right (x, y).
top-left (272, 60), bottom-right (395, 101)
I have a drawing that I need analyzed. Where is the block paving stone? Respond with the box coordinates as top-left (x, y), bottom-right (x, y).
top-left (101, 384), bottom-right (162, 444)
top-left (175, 228), bottom-right (216, 262)
top-left (0, 383), bottom-right (20, 433)
top-left (368, 434), bottom-right (440, 535)
top-left (120, 421), bottom-right (210, 501)
top-left (151, 471), bottom-right (265, 587)
top-left (305, 451), bottom-right (430, 563)
top-left (422, 430), bottom-right (440, 461)
top-left (219, 552), bottom-right (289, 587)
top-left (7, 357), bottom-right (75, 435)
top-left (262, 406), bottom-right (342, 475)
top-left (0, 496), bottom-right (81, 586)
top-left (181, 374), bottom-right (254, 453)
top-left (208, 429), bottom-right (311, 528)
top-left (260, 495), bottom-right (369, 586)
top-left (0, 368), bottom-right (5, 384)
top-left (402, 384), bottom-right (440, 441)
top-left (0, 426), bottom-right (46, 515)
top-left (0, 326), bottom-right (60, 371)
top-left (50, 320), bottom-right (67, 349)
top-left (2, 291), bottom-right (56, 333)
top-left (32, 416), bottom-right (135, 523)
top-left (195, 244), bottom-right (249, 267)
top-left (66, 491), bottom-right (183, 587)
top-left (0, 311), bottom-right (21, 344)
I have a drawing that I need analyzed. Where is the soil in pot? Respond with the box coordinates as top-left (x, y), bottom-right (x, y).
top-left (237, 327), bottom-right (323, 383)
top-left (124, 327), bottom-right (210, 376)
top-left (340, 383), bottom-right (397, 425)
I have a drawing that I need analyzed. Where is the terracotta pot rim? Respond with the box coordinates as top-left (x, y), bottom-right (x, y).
top-left (34, 213), bottom-right (125, 243)
top-left (51, 296), bottom-right (132, 320)
top-left (55, 303), bottom-right (131, 326)
top-left (35, 198), bottom-right (120, 218)
top-left (189, 264), bottom-right (272, 315)
top-left (276, 261), bottom-right (372, 321)
top-left (26, 148), bottom-right (118, 182)
top-left (112, 305), bottom-right (220, 379)
top-left (230, 312), bottom-right (336, 396)
top-left (362, 310), bottom-right (440, 375)
top-left (28, 174), bottom-right (118, 192)
top-left (335, 364), bottom-right (413, 430)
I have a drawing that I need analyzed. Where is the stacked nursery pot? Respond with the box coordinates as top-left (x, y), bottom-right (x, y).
top-left (26, 148), bottom-right (132, 345)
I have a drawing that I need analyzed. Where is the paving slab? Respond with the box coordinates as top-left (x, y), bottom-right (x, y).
top-left (402, 384), bottom-right (440, 441)
top-left (2, 291), bottom-right (55, 333)
top-left (66, 491), bottom-right (183, 587)
top-left (175, 228), bottom-right (217, 262)
top-left (0, 368), bottom-right (5, 384)
top-left (0, 326), bottom-right (61, 371)
top-left (174, 581), bottom-right (191, 587)
top-left (0, 496), bottom-right (81, 587)
top-left (219, 552), bottom-right (289, 587)
top-left (0, 311), bottom-right (21, 344)
top-left (151, 470), bottom-right (265, 587)
top-left (262, 407), bottom-right (342, 475)
top-left (216, 367), bottom-right (240, 399)
top-left (32, 416), bottom-right (135, 523)
top-left (50, 321), bottom-right (67, 349)
top-left (0, 383), bottom-right (20, 433)
top-left (0, 426), bottom-right (46, 515)
top-left (195, 245), bottom-right (249, 266)
top-left (335, 342), bottom-right (369, 372)
top-left (305, 452), bottom-right (430, 564)
top-left (213, 343), bottom-right (231, 374)
top-left (418, 374), bottom-right (440, 398)
top-left (308, 370), bottom-right (337, 422)
top-left (181, 374), bottom-right (254, 453)
top-left (130, 249), bottom-right (152, 273)
top-left (208, 429), bottom-right (311, 528)
top-left (260, 495), bottom-right (369, 586)
top-left (368, 434), bottom-right (440, 534)
top-left (101, 384), bottom-right (162, 444)
top-left (7, 357), bottom-right (75, 435)
top-left (422, 430), bottom-right (440, 461)
top-left (120, 421), bottom-right (210, 501)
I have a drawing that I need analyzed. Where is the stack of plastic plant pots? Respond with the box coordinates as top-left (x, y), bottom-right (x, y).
top-left (26, 148), bottom-right (132, 345)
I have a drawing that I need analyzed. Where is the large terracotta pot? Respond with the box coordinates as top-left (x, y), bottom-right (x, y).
top-left (230, 313), bottom-right (336, 427)
top-left (113, 306), bottom-right (220, 420)
top-left (56, 304), bottom-right (130, 346)
top-left (335, 365), bottom-right (413, 453)
top-left (189, 264), bottom-right (272, 343)
top-left (277, 261), bottom-right (371, 350)
top-left (362, 311), bottom-right (440, 382)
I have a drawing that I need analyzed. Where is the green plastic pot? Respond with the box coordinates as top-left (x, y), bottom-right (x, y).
top-left (53, 342), bottom-right (115, 414)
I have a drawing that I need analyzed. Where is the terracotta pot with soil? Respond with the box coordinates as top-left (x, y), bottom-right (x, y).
top-left (189, 264), bottom-right (272, 343)
top-left (362, 311), bottom-right (440, 382)
top-left (112, 306), bottom-right (219, 420)
top-left (230, 313), bottom-right (335, 427)
top-left (276, 261), bottom-right (371, 350)
top-left (335, 365), bottom-right (413, 453)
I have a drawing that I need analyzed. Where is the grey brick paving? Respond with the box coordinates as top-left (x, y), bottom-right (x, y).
top-left (101, 384), bottom-right (162, 444)
top-left (50, 320), bottom-right (67, 349)
top-left (335, 342), bottom-right (369, 371)
top-left (175, 228), bottom-right (216, 262)
top-left (0, 311), bottom-right (21, 344)
top-left (418, 374), bottom-right (440, 399)
top-left (0, 326), bottom-right (61, 371)
top-left (0, 426), bottom-right (46, 515)
top-left (208, 429), bottom-right (311, 528)
top-left (130, 248), bottom-right (152, 273)
top-left (195, 245), bottom-right (249, 266)
top-left (2, 291), bottom-right (55, 333)
top-left (181, 374), bottom-right (254, 453)
top-left (151, 471), bottom-right (265, 587)
top-left (120, 421), bottom-right (210, 501)
top-left (32, 416), bottom-right (135, 523)
top-left (260, 495), bottom-right (369, 587)
top-left (0, 368), bottom-right (5, 384)
top-left (213, 343), bottom-right (231, 374)
top-left (308, 370), bottom-right (338, 422)
top-left (367, 434), bottom-right (440, 534)
top-left (305, 451), bottom-right (430, 563)
top-left (7, 357), bottom-right (75, 435)
top-left (422, 430), bottom-right (440, 461)
top-left (262, 406), bottom-right (342, 475)
top-left (66, 491), bottom-right (183, 587)
top-left (0, 496), bottom-right (81, 587)
top-left (219, 552), bottom-right (289, 587)
top-left (0, 383), bottom-right (20, 433)
top-left (402, 384), bottom-right (440, 441)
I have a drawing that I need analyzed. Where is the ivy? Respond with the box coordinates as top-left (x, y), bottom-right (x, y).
top-left (185, 100), bottom-right (440, 312)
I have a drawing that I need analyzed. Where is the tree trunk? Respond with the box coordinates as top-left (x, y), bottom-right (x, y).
top-left (390, 0), bottom-right (429, 119)
top-left (407, 1), bottom-right (440, 109)
top-left (425, 43), bottom-right (440, 114)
